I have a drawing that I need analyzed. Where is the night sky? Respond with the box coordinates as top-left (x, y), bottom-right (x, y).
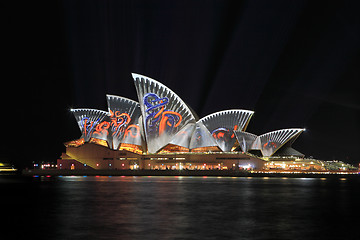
top-left (3, 0), bottom-right (359, 168)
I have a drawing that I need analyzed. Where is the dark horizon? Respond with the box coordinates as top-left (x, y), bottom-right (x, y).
top-left (3, 0), bottom-right (359, 168)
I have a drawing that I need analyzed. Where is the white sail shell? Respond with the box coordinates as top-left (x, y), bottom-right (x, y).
top-left (71, 108), bottom-right (109, 142)
top-left (106, 95), bottom-right (143, 149)
top-left (132, 73), bottom-right (196, 153)
top-left (199, 110), bottom-right (254, 152)
top-left (254, 128), bottom-right (305, 157)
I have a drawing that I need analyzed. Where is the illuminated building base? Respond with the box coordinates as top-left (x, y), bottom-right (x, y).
top-left (57, 143), bottom-right (265, 171)
top-left (59, 142), bottom-right (354, 172)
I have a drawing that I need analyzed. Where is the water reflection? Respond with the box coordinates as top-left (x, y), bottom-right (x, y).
top-left (1, 176), bottom-right (359, 240)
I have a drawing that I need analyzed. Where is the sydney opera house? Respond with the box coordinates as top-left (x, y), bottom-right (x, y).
top-left (58, 73), bottom-right (313, 171)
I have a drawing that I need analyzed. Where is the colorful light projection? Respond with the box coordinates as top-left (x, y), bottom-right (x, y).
top-left (109, 111), bottom-right (131, 138)
top-left (263, 141), bottom-right (277, 149)
top-left (199, 110), bottom-right (254, 152)
top-left (80, 117), bottom-right (99, 138)
top-left (143, 93), bottom-right (183, 136)
top-left (70, 96), bottom-right (144, 150)
top-left (71, 109), bottom-right (109, 142)
top-left (249, 128), bottom-right (305, 157)
top-left (106, 95), bottom-right (143, 149)
top-left (91, 111), bottom-right (133, 148)
top-left (133, 73), bottom-right (196, 153)
top-left (211, 125), bottom-right (238, 141)
top-left (124, 124), bottom-right (141, 139)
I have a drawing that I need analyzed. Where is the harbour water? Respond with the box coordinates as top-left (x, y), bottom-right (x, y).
top-left (1, 175), bottom-right (359, 239)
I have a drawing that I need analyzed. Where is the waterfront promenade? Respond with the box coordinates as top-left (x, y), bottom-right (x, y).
top-left (22, 169), bottom-right (359, 178)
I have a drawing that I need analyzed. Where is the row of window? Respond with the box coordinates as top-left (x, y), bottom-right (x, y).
top-left (103, 157), bottom-right (138, 160)
top-left (103, 157), bottom-right (251, 161)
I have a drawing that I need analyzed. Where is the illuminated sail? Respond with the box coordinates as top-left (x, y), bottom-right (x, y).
top-left (121, 110), bottom-right (143, 147)
top-left (132, 73), bottom-right (196, 153)
top-left (71, 108), bottom-right (109, 142)
top-left (106, 95), bottom-right (142, 149)
top-left (199, 110), bottom-right (254, 152)
top-left (252, 128), bottom-right (305, 157)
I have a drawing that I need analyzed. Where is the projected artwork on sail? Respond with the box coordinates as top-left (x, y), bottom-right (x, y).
top-left (132, 73), bottom-right (196, 153)
top-left (199, 110), bottom-right (254, 152)
top-left (71, 109), bottom-right (109, 142)
top-left (106, 95), bottom-right (142, 149)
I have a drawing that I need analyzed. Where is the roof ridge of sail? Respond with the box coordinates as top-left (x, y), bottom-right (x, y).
top-left (259, 128), bottom-right (305, 137)
top-left (198, 109), bottom-right (254, 122)
top-left (106, 94), bottom-right (139, 105)
top-left (70, 108), bottom-right (110, 116)
top-left (256, 128), bottom-right (306, 157)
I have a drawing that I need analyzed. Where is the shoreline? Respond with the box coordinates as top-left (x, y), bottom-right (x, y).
top-left (20, 169), bottom-right (360, 179)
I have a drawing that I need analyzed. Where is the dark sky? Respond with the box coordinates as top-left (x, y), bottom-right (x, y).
top-left (3, 0), bottom-right (359, 168)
